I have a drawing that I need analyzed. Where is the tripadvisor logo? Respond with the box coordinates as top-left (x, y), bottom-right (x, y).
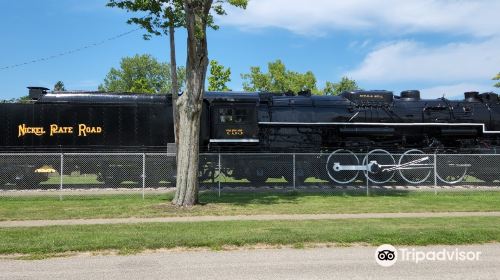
top-left (375, 244), bottom-right (397, 267)
top-left (375, 244), bottom-right (482, 267)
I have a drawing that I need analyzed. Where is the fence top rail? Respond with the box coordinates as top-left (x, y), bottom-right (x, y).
top-left (60, 153), bottom-right (177, 156)
top-left (211, 153), bottom-right (500, 156)
top-left (0, 153), bottom-right (176, 156)
top-left (434, 154), bottom-right (500, 156)
top-left (0, 152), bottom-right (498, 156)
top-left (0, 153), bottom-right (62, 156)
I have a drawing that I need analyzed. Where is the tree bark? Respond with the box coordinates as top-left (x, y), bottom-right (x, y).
top-left (173, 0), bottom-right (212, 206)
top-left (169, 20), bottom-right (180, 146)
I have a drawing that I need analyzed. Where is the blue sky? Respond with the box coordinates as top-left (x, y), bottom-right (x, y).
top-left (1, 0), bottom-right (498, 100)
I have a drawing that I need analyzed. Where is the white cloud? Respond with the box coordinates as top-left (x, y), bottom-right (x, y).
top-left (420, 83), bottom-right (498, 99)
top-left (345, 37), bottom-right (500, 83)
top-left (219, 0), bottom-right (500, 95)
top-left (220, 0), bottom-right (500, 37)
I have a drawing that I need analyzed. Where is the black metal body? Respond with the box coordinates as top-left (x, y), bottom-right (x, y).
top-left (0, 93), bottom-right (175, 151)
top-left (206, 90), bottom-right (500, 153)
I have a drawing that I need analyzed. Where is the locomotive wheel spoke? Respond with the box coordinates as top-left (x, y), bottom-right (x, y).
top-left (363, 149), bottom-right (396, 184)
top-left (326, 149), bottom-right (359, 184)
top-left (398, 149), bottom-right (432, 184)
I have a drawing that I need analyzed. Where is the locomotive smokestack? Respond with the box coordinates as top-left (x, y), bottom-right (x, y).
top-left (464, 91), bottom-right (480, 102)
top-left (27, 86), bottom-right (49, 100)
top-left (400, 90), bottom-right (420, 100)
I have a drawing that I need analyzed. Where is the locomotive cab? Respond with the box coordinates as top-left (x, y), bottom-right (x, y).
top-left (206, 92), bottom-right (260, 151)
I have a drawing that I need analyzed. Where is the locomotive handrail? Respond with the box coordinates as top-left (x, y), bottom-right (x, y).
top-left (258, 121), bottom-right (500, 134)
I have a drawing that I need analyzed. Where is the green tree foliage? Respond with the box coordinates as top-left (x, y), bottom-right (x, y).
top-left (241, 60), bottom-right (361, 95)
top-left (107, 0), bottom-right (185, 40)
top-left (17, 96), bottom-right (32, 103)
top-left (494, 72), bottom-right (500, 88)
top-left (208, 60), bottom-right (231, 91)
top-left (98, 54), bottom-right (185, 93)
top-left (107, 0), bottom-right (245, 36)
top-left (53, 81), bottom-right (66, 91)
top-left (0, 96), bottom-right (32, 103)
top-left (323, 77), bottom-right (360, 96)
top-left (241, 60), bottom-right (318, 94)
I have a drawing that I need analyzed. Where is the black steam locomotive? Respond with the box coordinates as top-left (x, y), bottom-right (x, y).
top-left (1, 86), bottom-right (499, 186)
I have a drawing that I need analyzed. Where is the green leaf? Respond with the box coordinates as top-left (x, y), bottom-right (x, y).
top-left (323, 77), bottom-right (360, 96)
top-left (98, 54), bottom-right (186, 94)
top-left (208, 60), bottom-right (232, 91)
top-left (241, 59), bottom-right (318, 94)
top-left (53, 81), bottom-right (66, 91)
top-left (493, 72), bottom-right (500, 88)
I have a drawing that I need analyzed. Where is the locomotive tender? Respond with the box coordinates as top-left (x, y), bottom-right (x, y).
top-left (1, 86), bottom-right (499, 186)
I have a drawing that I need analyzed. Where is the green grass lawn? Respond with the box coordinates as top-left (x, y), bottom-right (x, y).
top-left (43, 174), bottom-right (102, 185)
top-left (39, 174), bottom-right (488, 185)
top-left (1, 191), bottom-right (500, 221)
top-left (0, 217), bottom-right (499, 257)
top-left (42, 174), bottom-right (314, 184)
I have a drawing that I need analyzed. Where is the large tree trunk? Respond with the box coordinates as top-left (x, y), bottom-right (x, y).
top-left (173, 0), bottom-right (212, 206)
top-left (169, 21), bottom-right (180, 146)
top-left (173, 102), bottom-right (201, 205)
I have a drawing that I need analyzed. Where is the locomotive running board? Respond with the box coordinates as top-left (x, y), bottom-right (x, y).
top-left (258, 122), bottom-right (500, 134)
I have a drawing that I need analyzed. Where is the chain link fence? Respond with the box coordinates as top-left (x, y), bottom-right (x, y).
top-left (0, 152), bottom-right (499, 199)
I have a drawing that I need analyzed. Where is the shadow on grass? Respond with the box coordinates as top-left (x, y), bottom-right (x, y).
top-left (199, 188), bottom-right (410, 206)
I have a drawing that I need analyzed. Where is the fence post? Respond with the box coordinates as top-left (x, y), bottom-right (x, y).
top-left (433, 153), bottom-right (438, 195)
top-left (142, 153), bottom-right (146, 200)
top-left (59, 153), bottom-right (64, 201)
top-left (218, 153), bottom-right (221, 197)
top-left (293, 153), bottom-right (296, 189)
top-left (366, 166), bottom-right (370, 196)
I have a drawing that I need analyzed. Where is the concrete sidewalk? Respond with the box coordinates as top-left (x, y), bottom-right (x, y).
top-left (1, 211), bottom-right (500, 228)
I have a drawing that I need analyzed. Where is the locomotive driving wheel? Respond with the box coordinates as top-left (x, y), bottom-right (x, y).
top-left (398, 149), bottom-right (432, 184)
top-left (326, 149), bottom-right (360, 184)
top-left (362, 149), bottom-right (396, 184)
top-left (435, 154), bottom-right (469, 184)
